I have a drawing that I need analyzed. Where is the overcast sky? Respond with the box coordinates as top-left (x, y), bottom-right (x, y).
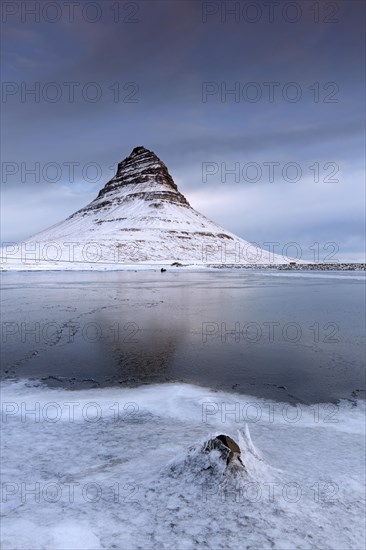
top-left (1, 0), bottom-right (365, 261)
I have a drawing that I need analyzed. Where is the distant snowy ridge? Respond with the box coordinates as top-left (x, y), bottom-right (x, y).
top-left (2, 147), bottom-right (295, 269)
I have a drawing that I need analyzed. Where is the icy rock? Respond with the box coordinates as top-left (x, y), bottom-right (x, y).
top-left (165, 431), bottom-right (254, 487)
top-left (164, 425), bottom-right (273, 490)
top-left (203, 434), bottom-right (244, 468)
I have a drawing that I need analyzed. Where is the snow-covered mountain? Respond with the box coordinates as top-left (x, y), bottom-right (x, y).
top-left (3, 147), bottom-right (292, 268)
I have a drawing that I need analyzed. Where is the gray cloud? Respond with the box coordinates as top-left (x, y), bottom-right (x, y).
top-left (1, 0), bottom-right (365, 260)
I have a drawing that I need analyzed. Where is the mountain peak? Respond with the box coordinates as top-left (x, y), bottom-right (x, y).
top-left (130, 145), bottom-right (152, 156)
top-left (96, 145), bottom-right (189, 206)
top-left (117, 145), bottom-right (166, 174)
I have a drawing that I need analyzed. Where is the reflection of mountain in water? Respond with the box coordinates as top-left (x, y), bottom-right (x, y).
top-left (112, 335), bottom-right (179, 383)
top-left (95, 308), bottom-right (189, 385)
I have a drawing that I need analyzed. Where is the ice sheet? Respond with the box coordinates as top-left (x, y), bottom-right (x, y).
top-left (1, 380), bottom-right (365, 549)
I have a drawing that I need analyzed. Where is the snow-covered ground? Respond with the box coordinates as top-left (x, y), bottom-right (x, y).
top-left (1, 380), bottom-right (365, 549)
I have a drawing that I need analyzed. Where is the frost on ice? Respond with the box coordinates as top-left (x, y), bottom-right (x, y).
top-left (1, 381), bottom-right (365, 549)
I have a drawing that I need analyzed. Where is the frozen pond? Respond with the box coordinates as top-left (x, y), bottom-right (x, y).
top-left (1, 270), bottom-right (365, 404)
top-left (1, 270), bottom-right (365, 549)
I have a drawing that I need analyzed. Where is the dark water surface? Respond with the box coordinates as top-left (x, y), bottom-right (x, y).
top-left (1, 270), bottom-right (365, 403)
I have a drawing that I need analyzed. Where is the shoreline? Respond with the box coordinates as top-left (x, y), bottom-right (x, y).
top-left (1, 262), bottom-right (365, 272)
